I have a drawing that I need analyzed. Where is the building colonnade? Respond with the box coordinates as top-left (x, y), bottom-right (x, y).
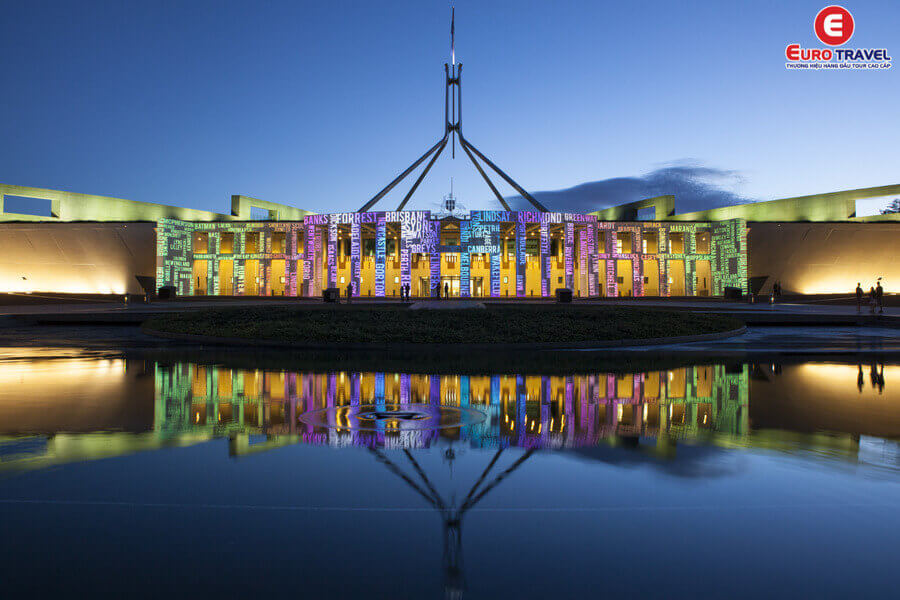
top-left (157, 211), bottom-right (747, 298)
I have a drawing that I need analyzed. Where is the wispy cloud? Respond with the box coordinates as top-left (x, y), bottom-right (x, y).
top-left (508, 161), bottom-right (753, 214)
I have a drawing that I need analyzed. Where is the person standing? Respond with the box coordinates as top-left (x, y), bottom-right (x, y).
top-left (444, 282), bottom-right (449, 299)
top-left (856, 282), bottom-right (864, 313)
top-left (876, 280), bottom-right (884, 314)
top-left (346, 282), bottom-right (353, 304)
top-left (869, 286), bottom-right (877, 314)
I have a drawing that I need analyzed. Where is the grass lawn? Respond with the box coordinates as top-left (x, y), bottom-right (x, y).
top-left (144, 305), bottom-right (743, 345)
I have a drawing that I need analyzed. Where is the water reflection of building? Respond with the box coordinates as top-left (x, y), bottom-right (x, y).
top-left (750, 363), bottom-right (900, 450)
top-left (5, 358), bottom-right (900, 473)
top-left (0, 352), bottom-right (186, 472)
top-left (155, 364), bottom-right (750, 452)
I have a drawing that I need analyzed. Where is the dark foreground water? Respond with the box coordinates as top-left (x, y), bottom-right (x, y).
top-left (1, 348), bottom-right (899, 598)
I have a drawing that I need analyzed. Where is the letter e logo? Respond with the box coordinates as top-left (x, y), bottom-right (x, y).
top-left (814, 6), bottom-right (854, 46)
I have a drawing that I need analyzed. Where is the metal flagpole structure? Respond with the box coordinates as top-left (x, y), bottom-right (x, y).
top-left (357, 8), bottom-right (547, 213)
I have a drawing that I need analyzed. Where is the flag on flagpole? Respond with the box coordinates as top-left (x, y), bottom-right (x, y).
top-left (451, 7), bottom-right (456, 65)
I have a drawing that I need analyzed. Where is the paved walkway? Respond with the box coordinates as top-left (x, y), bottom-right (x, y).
top-left (571, 298), bottom-right (898, 316)
top-left (409, 300), bottom-right (486, 310)
top-left (0, 297), bottom-right (896, 316)
top-left (589, 326), bottom-right (900, 356)
top-left (0, 297), bottom-right (897, 332)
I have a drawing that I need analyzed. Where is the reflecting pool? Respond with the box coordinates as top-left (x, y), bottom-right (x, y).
top-left (1, 349), bottom-right (899, 598)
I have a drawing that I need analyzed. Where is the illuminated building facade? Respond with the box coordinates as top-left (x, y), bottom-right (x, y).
top-left (1, 14), bottom-right (898, 297)
top-left (156, 211), bottom-right (746, 298)
top-left (1, 182), bottom-right (898, 298)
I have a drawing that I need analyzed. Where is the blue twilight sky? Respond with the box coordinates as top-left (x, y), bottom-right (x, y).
top-left (1, 0), bottom-right (898, 216)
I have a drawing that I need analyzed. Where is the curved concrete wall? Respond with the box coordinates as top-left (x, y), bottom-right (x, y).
top-left (0, 222), bottom-right (156, 294)
top-left (748, 222), bottom-right (900, 294)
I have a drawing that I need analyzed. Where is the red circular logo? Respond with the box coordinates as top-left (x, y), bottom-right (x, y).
top-left (814, 6), bottom-right (854, 46)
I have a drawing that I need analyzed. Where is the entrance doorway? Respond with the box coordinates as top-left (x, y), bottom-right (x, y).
top-left (192, 260), bottom-right (208, 295)
top-left (695, 260), bottom-right (711, 296)
top-left (440, 276), bottom-right (460, 298)
top-left (418, 277), bottom-right (430, 297)
top-left (471, 277), bottom-right (485, 297)
top-left (668, 260), bottom-right (685, 296)
top-left (644, 259), bottom-right (659, 296)
top-left (218, 259), bottom-right (233, 295)
top-left (616, 259), bottom-right (633, 297)
top-left (245, 260), bottom-right (259, 295)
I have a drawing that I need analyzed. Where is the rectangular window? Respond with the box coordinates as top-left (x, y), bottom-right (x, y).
top-left (668, 232), bottom-right (684, 254)
top-left (616, 232), bottom-right (632, 254)
top-left (597, 231), bottom-right (607, 252)
top-left (219, 232), bottom-right (234, 254)
top-left (2, 195), bottom-right (54, 217)
top-left (250, 206), bottom-right (271, 220)
top-left (272, 232), bottom-right (286, 253)
top-left (642, 231), bottom-right (658, 254)
top-left (551, 238), bottom-right (561, 257)
top-left (193, 232), bottom-right (209, 254)
top-left (245, 232), bottom-right (259, 253)
top-left (695, 231), bottom-right (711, 254)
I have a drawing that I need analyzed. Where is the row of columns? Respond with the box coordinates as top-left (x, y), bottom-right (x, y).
top-left (160, 366), bottom-right (748, 447)
top-left (299, 217), bottom-right (704, 298)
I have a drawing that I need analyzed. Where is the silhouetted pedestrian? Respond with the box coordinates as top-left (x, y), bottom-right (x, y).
top-left (869, 286), bottom-right (877, 314)
top-left (858, 364), bottom-right (865, 393)
top-left (856, 282), bottom-right (864, 313)
top-left (444, 282), bottom-right (449, 299)
top-left (346, 282), bottom-right (353, 304)
top-left (876, 280), bottom-right (884, 313)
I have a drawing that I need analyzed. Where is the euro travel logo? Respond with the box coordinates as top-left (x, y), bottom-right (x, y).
top-left (786, 6), bottom-right (891, 70)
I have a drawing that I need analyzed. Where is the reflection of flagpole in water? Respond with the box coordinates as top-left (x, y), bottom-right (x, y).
top-left (370, 445), bottom-right (535, 599)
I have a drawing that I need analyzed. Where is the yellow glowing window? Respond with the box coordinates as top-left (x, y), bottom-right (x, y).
top-left (219, 232), bottom-right (234, 254)
top-left (245, 232), bottom-right (260, 253)
top-left (642, 231), bottom-right (659, 254)
top-left (695, 232), bottom-right (711, 254)
top-left (272, 232), bottom-right (286, 253)
top-left (193, 232), bottom-right (209, 254)
top-left (668, 232), bottom-right (684, 254)
top-left (217, 369), bottom-right (233, 398)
